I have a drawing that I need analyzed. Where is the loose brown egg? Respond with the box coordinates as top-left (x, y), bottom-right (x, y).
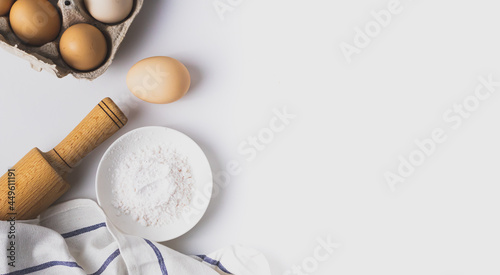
top-left (59, 23), bottom-right (108, 71)
top-left (127, 57), bottom-right (191, 104)
top-left (10, 0), bottom-right (61, 46)
top-left (0, 0), bottom-right (15, 16)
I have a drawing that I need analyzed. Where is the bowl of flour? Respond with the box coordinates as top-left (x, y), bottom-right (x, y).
top-left (96, 126), bottom-right (213, 241)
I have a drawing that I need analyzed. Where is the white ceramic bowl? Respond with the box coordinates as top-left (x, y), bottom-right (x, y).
top-left (96, 126), bottom-right (213, 242)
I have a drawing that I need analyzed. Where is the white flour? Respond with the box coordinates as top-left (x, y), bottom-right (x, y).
top-left (110, 143), bottom-right (194, 227)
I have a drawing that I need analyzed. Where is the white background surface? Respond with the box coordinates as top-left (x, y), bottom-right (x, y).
top-left (2, 0), bottom-right (500, 274)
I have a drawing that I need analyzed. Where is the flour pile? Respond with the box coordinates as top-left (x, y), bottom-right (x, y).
top-left (110, 144), bottom-right (194, 226)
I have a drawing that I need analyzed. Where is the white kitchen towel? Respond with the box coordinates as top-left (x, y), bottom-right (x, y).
top-left (0, 199), bottom-right (271, 275)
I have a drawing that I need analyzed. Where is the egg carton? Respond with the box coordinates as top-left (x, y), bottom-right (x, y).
top-left (0, 0), bottom-right (143, 80)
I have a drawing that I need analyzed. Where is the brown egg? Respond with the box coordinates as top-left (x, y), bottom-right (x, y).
top-left (0, 0), bottom-right (15, 16)
top-left (59, 23), bottom-right (108, 71)
top-left (127, 56), bottom-right (191, 104)
top-left (10, 0), bottom-right (61, 46)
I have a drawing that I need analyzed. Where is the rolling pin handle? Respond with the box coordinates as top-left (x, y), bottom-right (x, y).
top-left (46, 97), bottom-right (128, 175)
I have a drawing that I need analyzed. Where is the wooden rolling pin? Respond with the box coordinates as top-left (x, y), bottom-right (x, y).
top-left (0, 98), bottom-right (127, 220)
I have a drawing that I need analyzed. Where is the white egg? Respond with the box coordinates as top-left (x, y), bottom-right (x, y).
top-left (84, 0), bottom-right (134, 24)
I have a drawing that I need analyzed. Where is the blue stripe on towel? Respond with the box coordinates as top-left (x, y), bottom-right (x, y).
top-left (2, 249), bottom-right (121, 275)
top-left (2, 261), bottom-right (82, 275)
top-left (197, 255), bottom-right (233, 274)
top-left (61, 222), bottom-right (107, 238)
top-left (144, 239), bottom-right (169, 275)
top-left (90, 249), bottom-right (121, 275)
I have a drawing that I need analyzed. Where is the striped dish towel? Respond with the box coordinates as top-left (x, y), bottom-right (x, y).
top-left (0, 199), bottom-right (271, 275)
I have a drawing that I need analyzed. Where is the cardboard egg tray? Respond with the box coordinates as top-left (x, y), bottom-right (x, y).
top-left (0, 0), bottom-right (143, 80)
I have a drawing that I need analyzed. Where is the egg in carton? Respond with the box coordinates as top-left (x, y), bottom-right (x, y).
top-left (0, 0), bottom-right (144, 80)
